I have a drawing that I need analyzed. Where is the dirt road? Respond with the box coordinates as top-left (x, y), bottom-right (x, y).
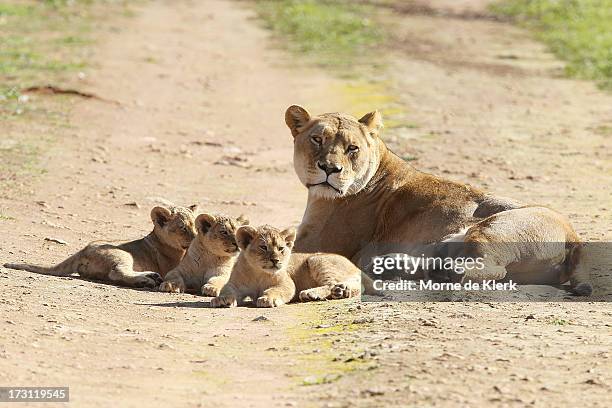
top-left (1, 1), bottom-right (610, 407)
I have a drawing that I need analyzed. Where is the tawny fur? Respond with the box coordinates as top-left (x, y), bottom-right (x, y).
top-left (3, 205), bottom-right (198, 288)
top-left (285, 105), bottom-right (591, 295)
top-left (211, 225), bottom-right (366, 308)
top-left (159, 213), bottom-right (248, 296)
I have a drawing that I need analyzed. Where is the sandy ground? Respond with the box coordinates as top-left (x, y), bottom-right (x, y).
top-left (0, 0), bottom-right (610, 407)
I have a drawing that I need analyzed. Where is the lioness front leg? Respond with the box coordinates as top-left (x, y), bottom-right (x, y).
top-left (256, 286), bottom-right (294, 308)
top-left (201, 275), bottom-right (229, 297)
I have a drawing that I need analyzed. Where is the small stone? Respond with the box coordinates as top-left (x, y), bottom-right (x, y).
top-left (352, 317), bottom-right (374, 324)
top-left (361, 388), bottom-right (385, 397)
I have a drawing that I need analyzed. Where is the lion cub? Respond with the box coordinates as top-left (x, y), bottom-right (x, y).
top-left (211, 225), bottom-right (363, 308)
top-left (4, 205), bottom-right (198, 288)
top-left (159, 213), bottom-right (249, 296)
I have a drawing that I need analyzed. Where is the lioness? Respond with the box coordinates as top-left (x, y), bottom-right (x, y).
top-left (210, 225), bottom-right (365, 308)
top-left (285, 105), bottom-right (591, 295)
top-left (3, 205), bottom-right (198, 288)
top-left (159, 213), bottom-right (249, 295)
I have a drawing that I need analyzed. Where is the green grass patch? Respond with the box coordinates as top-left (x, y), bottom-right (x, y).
top-left (252, 1), bottom-right (418, 143)
top-left (549, 317), bottom-right (571, 326)
top-left (492, 0), bottom-right (612, 90)
top-left (286, 303), bottom-right (375, 388)
top-left (0, 0), bottom-right (99, 104)
top-left (0, 0), bottom-right (137, 192)
top-left (254, 0), bottom-right (384, 68)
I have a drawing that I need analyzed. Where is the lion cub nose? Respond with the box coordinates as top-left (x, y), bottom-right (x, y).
top-left (317, 161), bottom-right (342, 176)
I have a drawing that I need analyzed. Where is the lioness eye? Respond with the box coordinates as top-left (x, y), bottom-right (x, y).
top-left (347, 145), bottom-right (359, 153)
top-left (311, 136), bottom-right (322, 145)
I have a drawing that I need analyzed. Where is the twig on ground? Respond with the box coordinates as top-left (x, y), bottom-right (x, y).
top-left (22, 85), bottom-right (121, 105)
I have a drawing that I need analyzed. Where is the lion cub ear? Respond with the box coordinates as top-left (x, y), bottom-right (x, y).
top-left (236, 214), bottom-right (250, 226)
top-left (151, 206), bottom-right (172, 228)
top-left (188, 204), bottom-right (199, 213)
top-left (196, 213), bottom-right (216, 234)
top-left (285, 105), bottom-right (311, 138)
top-left (236, 226), bottom-right (257, 250)
top-left (281, 227), bottom-right (297, 249)
top-left (358, 110), bottom-right (384, 136)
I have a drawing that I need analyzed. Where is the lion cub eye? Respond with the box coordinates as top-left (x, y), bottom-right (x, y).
top-left (347, 145), bottom-right (359, 153)
top-left (311, 136), bottom-right (322, 145)
top-left (259, 245), bottom-right (267, 251)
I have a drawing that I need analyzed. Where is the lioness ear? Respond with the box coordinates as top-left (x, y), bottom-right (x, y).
top-left (285, 105), bottom-right (311, 138)
top-left (281, 227), bottom-right (297, 248)
top-left (151, 206), bottom-right (172, 228)
top-left (236, 226), bottom-right (257, 250)
top-left (358, 110), bottom-right (383, 135)
top-left (236, 214), bottom-right (250, 226)
top-left (188, 204), bottom-right (199, 213)
top-left (195, 213), bottom-right (216, 234)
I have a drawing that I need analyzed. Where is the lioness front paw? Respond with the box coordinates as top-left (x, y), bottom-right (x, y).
top-left (256, 296), bottom-right (284, 308)
top-left (133, 272), bottom-right (163, 288)
top-left (159, 281), bottom-right (184, 293)
top-left (201, 283), bottom-right (221, 297)
top-left (211, 295), bottom-right (237, 308)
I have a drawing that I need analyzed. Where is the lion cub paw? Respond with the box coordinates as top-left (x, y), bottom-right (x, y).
top-left (211, 295), bottom-right (237, 308)
top-left (133, 272), bottom-right (163, 288)
top-left (159, 281), bottom-right (184, 293)
top-left (299, 287), bottom-right (327, 302)
top-left (201, 283), bottom-right (221, 297)
top-left (256, 296), bottom-right (284, 308)
top-left (330, 283), bottom-right (353, 299)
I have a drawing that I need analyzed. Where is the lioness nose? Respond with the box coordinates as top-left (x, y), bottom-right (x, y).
top-left (317, 161), bottom-right (342, 176)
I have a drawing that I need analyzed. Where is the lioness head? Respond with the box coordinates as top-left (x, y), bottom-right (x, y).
top-left (285, 105), bottom-right (384, 199)
top-left (195, 213), bottom-right (249, 256)
top-left (151, 205), bottom-right (198, 250)
top-left (236, 225), bottom-right (296, 274)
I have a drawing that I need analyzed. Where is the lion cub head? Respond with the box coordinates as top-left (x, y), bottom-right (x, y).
top-left (151, 205), bottom-right (199, 250)
top-left (285, 105), bottom-right (384, 199)
top-left (236, 225), bottom-right (296, 274)
top-left (195, 213), bottom-right (249, 256)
